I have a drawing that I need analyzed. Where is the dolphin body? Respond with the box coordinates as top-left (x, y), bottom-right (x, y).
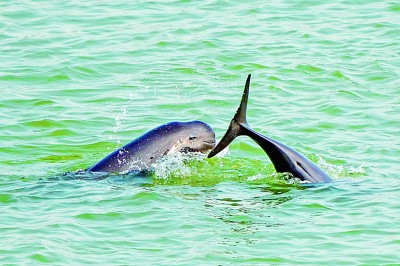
top-left (208, 75), bottom-right (332, 183)
top-left (87, 121), bottom-right (215, 174)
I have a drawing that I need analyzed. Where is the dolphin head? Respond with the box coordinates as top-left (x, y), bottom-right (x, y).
top-left (169, 121), bottom-right (216, 154)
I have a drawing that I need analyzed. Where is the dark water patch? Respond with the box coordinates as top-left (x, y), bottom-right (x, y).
top-left (48, 129), bottom-right (77, 137)
top-left (0, 193), bottom-right (17, 204)
top-left (367, 74), bottom-right (393, 81)
top-left (330, 70), bottom-right (348, 79)
top-left (388, 4), bottom-right (400, 12)
top-left (316, 122), bottom-right (336, 129)
top-left (337, 89), bottom-right (363, 99)
top-left (171, 67), bottom-right (199, 75)
top-left (318, 104), bottom-right (344, 116)
top-left (296, 64), bottom-right (325, 74)
top-left (30, 253), bottom-right (53, 263)
top-left (33, 100), bottom-right (55, 106)
top-left (0, 73), bottom-right (70, 83)
top-left (74, 212), bottom-right (124, 221)
top-left (300, 126), bottom-right (321, 133)
top-left (79, 96), bottom-right (127, 104)
top-left (70, 66), bottom-right (100, 76)
top-left (39, 154), bottom-right (83, 163)
top-left (200, 40), bottom-right (219, 48)
top-left (303, 202), bottom-right (331, 210)
top-left (0, 98), bottom-right (56, 108)
top-left (23, 119), bottom-right (62, 128)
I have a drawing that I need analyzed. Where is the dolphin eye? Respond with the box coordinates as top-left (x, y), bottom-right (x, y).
top-left (189, 136), bottom-right (197, 141)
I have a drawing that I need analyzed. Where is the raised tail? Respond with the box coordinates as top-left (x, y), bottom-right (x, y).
top-left (207, 74), bottom-right (251, 158)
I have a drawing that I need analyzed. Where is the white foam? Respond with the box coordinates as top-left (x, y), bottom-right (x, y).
top-left (316, 154), bottom-right (366, 178)
top-left (151, 152), bottom-right (206, 180)
top-left (247, 173), bottom-right (265, 181)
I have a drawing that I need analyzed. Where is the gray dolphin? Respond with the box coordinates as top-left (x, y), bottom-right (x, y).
top-left (208, 74), bottom-right (332, 183)
top-left (87, 121), bottom-right (215, 173)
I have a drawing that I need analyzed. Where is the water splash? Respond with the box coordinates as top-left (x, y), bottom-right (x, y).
top-left (110, 105), bottom-right (128, 148)
top-left (150, 138), bottom-right (229, 180)
top-left (316, 154), bottom-right (366, 179)
top-left (151, 152), bottom-right (207, 180)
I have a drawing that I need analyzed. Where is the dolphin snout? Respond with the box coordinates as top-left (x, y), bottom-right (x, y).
top-left (202, 140), bottom-right (216, 151)
top-left (203, 139), bottom-right (216, 147)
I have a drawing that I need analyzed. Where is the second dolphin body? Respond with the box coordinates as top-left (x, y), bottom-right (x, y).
top-left (208, 75), bottom-right (332, 183)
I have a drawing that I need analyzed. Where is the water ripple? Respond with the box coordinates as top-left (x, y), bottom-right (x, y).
top-left (1, 0), bottom-right (399, 264)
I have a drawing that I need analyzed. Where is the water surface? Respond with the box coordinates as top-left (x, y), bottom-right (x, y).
top-left (1, 0), bottom-right (399, 264)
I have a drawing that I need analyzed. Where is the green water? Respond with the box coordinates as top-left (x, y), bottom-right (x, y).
top-left (1, 0), bottom-right (399, 264)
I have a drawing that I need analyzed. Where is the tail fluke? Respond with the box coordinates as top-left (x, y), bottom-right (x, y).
top-left (207, 118), bottom-right (241, 158)
top-left (207, 74), bottom-right (251, 158)
top-left (233, 74), bottom-right (251, 124)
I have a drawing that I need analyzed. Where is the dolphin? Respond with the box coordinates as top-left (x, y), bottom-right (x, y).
top-left (87, 121), bottom-right (215, 173)
top-left (207, 74), bottom-right (332, 183)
